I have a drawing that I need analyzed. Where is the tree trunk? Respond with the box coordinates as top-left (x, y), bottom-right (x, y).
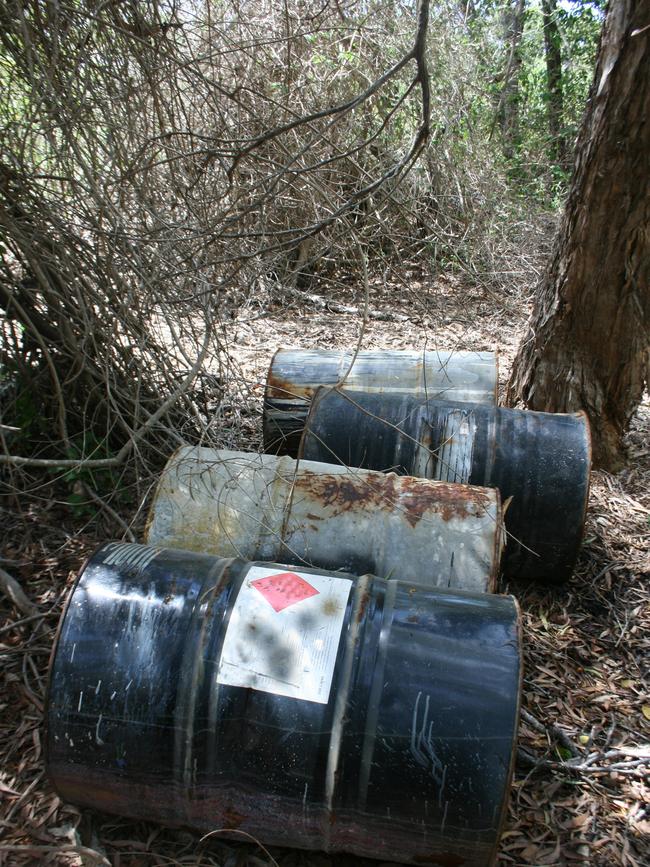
top-left (497, 0), bottom-right (526, 161)
top-left (541, 0), bottom-right (566, 165)
top-left (507, 0), bottom-right (650, 471)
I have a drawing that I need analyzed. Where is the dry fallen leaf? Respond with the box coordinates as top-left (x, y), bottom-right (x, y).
top-left (2, 281), bottom-right (649, 867)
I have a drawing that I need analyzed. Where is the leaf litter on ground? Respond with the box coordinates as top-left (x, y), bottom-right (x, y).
top-left (1, 271), bottom-right (648, 866)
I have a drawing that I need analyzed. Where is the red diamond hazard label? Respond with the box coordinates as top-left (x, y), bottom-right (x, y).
top-left (219, 566), bottom-right (352, 703)
top-left (250, 571), bottom-right (320, 612)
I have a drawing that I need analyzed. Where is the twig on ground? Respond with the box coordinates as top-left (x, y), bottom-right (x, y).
top-left (0, 567), bottom-right (38, 617)
top-left (0, 845), bottom-right (109, 866)
top-left (78, 482), bottom-right (136, 542)
top-left (521, 707), bottom-right (583, 758)
top-left (0, 611), bottom-right (46, 636)
top-left (517, 747), bottom-right (648, 777)
top-left (284, 286), bottom-right (410, 322)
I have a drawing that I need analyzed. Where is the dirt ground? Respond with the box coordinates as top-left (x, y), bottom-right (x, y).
top-left (1, 272), bottom-right (648, 866)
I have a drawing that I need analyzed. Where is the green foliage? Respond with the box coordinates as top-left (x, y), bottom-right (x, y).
top-left (466, 0), bottom-right (602, 200)
top-left (0, 0), bottom-right (606, 488)
top-left (555, 745), bottom-right (574, 761)
top-left (518, 0), bottom-right (602, 192)
top-left (60, 432), bottom-right (114, 485)
top-left (558, 1), bottom-right (605, 113)
top-left (1, 364), bottom-right (126, 514)
top-left (58, 432), bottom-right (125, 518)
top-left (0, 365), bottom-right (49, 446)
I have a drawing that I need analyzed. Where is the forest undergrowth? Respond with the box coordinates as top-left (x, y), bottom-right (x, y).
top-left (0, 2), bottom-right (647, 864)
top-left (0, 266), bottom-right (648, 867)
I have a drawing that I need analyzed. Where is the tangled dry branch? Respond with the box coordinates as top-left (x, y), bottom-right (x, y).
top-left (0, 0), bottom-right (440, 480)
top-left (0, 0), bottom-right (550, 493)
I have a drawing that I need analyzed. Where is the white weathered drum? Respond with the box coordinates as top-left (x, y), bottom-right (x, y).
top-left (145, 447), bottom-right (503, 593)
top-left (263, 348), bottom-right (498, 455)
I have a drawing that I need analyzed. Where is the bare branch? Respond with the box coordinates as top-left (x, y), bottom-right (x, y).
top-left (0, 568), bottom-right (38, 617)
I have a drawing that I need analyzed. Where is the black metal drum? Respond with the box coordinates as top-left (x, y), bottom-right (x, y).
top-left (300, 389), bottom-right (591, 582)
top-left (46, 543), bottom-right (521, 866)
top-left (263, 348), bottom-right (497, 456)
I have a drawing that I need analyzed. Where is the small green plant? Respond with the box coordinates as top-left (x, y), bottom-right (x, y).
top-left (0, 365), bottom-right (49, 446)
top-left (57, 432), bottom-right (127, 518)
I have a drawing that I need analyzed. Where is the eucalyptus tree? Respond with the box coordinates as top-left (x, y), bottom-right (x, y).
top-left (508, 0), bottom-right (650, 469)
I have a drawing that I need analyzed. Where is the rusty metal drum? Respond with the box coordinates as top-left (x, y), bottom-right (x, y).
top-left (144, 447), bottom-right (503, 594)
top-left (301, 390), bottom-right (591, 582)
top-left (263, 348), bottom-right (498, 455)
top-left (46, 542), bottom-right (521, 866)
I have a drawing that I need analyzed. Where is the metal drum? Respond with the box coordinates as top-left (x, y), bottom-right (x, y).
top-left (144, 447), bottom-right (503, 594)
top-left (46, 542), bottom-right (521, 866)
top-left (263, 348), bottom-right (498, 455)
top-left (301, 389), bottom-right (591, 582)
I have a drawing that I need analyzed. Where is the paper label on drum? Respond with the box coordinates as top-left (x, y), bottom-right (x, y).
top-left (217, 565), bottom-right (352, 704)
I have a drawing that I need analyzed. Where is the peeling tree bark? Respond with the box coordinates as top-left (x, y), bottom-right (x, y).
top-left (508, 0), bottom-right (650, 470)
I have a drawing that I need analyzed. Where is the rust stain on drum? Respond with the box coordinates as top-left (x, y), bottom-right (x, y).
top-left (294, 470), bottom-right (491, 528)
top-left (398, 475), bottom-right (492, 525)
top-left (265, 368), bottom-right (312, 401)
top-left (355, 583), bottom-right (373, 622)
top-left (293, 470), bottom-right (398, 513)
